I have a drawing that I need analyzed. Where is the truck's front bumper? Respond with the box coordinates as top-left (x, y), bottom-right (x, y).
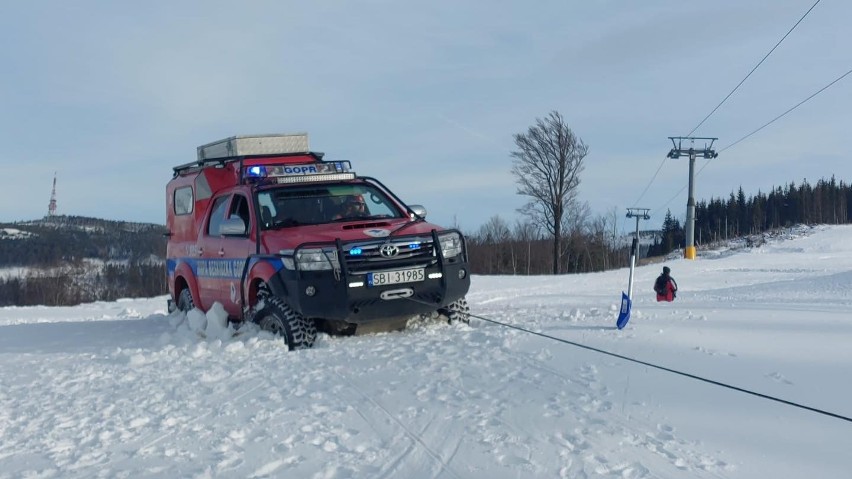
top-left (271, 260), bottom-right (470, 324)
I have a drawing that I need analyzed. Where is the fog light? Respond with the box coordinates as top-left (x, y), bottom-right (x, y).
top-left (305, 286), bottom-right (316, 296)
top-left (458, 269), bottom-right (467, 279)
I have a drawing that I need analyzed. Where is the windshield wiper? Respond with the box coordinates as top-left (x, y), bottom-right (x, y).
top-left (271, 218), bottom-right (302, 229)
top-left (390, 215), bottom-right (425, 236)
top-left (330, 214), bottom-right (390, 223)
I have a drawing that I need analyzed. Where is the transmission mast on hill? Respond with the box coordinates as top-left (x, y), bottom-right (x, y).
top-left (48, 172), bottom-right (58, 217)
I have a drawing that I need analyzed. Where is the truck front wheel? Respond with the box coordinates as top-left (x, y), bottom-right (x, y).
top-left (439, 297), bottom-right (470, 324)
top-left (254, 296), bottom-right (317, 350)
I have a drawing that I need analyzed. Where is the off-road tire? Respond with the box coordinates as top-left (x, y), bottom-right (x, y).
top-left (439, 297), bottom-right (470, 324)
top-left (177, 288), bottom-right (194, 312)
top-left (254, 296), bottom-right (317, 350)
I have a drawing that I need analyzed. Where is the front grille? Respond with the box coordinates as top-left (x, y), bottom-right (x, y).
top-left (344, 237), bottom-right (437, 273)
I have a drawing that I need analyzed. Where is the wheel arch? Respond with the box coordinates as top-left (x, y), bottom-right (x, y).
top-left (243, 258), bottom-right (288, 309)
top-left (173, 261), bottom-right (200, 305)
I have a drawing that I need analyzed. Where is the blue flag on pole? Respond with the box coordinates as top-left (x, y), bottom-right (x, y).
top-left (616, 291), bottom-right (632, 329)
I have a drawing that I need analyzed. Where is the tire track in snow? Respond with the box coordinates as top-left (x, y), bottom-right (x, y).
top-left (347, 404), bottom-right (417, 479)
top-left (333, 367), bottom-right (464, 479)
top-left (463, 312), bottom-right (732, 477)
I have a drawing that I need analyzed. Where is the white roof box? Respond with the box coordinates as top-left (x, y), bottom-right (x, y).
top-left (197, 133), bottom-right (310, 161)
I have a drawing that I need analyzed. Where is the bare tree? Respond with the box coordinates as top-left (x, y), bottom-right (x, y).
top-left (608, 206), bottom-right (620, 249)
top-left (511, 111), bottom-right (589, 274)
top-left (513, 219), bottom-right (541, 275)
top-left (477, 215), bottom-right (513, 274)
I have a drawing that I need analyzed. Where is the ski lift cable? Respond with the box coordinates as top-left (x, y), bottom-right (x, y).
top-left (718, 67), bottom-right (852, 153)
top-left (651, 67), bottom-right (852, 215)
top-left (685, 0), bottom-right (822, 138)
top-left (637, 0), bottom-right (821, 212)
top-left (468, 312), bottom-right (852, 424)
top-left (631, 156), bottom-right (669, 208)
top-left (653, 185), bottom-right (687, 217)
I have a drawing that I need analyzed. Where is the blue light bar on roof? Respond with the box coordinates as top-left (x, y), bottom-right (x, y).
top-left (247, 166), bottom-right (266, 177)
top-left (243, 161), bottom-right (353, 180)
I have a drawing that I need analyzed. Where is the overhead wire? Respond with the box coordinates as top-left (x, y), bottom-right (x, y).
top-left (652, 66), bottom-right (852, 214)
top-left (685, 0), bottom-right (822, 138)
top-left (630, 0), bottom-right (821, 216)
top-left (630, 157), bottom-right (667, 208)
top-left (718, 67), bottom-right (852, 154)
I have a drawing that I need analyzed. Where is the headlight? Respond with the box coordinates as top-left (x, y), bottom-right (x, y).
top-left (438, 232), bottom-right (463, 258)
top-left (295, 248), bottom-right (339, 271)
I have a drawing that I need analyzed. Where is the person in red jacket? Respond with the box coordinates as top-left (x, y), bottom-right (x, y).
top-left (654, 266), bottom-right (678, 302)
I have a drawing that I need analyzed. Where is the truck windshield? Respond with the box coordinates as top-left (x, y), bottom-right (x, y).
top-left (257, 183), bottom-right (406, 229)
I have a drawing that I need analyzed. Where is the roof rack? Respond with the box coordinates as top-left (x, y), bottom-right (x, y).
top-left (173, 133), bottom-right (319, 174)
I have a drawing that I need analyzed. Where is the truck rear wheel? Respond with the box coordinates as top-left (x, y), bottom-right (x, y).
top-left (439, 297), bottom-right (470, 324)
top-left (254, 296), bottom-right (317, 350)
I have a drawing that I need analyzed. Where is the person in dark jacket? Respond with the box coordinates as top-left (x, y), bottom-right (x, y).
top-left (333, 194), bottom-right (368, 219)
top-left (654, 266), bottom-right (678, 302)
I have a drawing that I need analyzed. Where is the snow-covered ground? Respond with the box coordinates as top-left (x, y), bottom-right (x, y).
top-left (1, 225), bottom-right (851, 478)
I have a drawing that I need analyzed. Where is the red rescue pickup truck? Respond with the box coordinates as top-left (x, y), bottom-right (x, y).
top-left (166, 133), bottom-right (471, 349)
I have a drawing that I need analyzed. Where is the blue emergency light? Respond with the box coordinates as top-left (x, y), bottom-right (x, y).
top-left (247, 166), bottom-right (266, 177)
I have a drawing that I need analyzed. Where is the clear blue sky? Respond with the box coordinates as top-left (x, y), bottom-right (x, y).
top-left (1, 1), bottom-right (848, 233)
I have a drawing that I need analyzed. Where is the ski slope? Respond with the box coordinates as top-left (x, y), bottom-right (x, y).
top-left (1, 225), bottom-right (851, 478)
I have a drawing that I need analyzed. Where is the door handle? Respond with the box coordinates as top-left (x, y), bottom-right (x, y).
top-left (218, 249), bottom-right (225, 257)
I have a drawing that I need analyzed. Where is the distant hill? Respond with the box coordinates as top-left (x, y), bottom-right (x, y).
top-left (0, 215), bottom-right (167, 267)
top-left (0, 215), bottom-right (168, 306)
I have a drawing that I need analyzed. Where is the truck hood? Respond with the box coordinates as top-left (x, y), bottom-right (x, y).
top-left (260, 218), bottom-right (447, 251)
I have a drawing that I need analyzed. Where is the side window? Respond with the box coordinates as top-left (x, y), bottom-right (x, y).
top-left (174, 186), bottom-right (193, 215)
top-left (207, 196), bottom-right (230, 236)
top-left (228, 195), bottom-right (251, 235)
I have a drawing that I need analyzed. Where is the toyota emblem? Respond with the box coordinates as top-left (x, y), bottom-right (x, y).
top-left (379, 244), bottom-right (399, 258)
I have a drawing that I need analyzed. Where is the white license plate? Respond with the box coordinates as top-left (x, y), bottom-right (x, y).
top-left (368, 268), bottom-right (425, 286)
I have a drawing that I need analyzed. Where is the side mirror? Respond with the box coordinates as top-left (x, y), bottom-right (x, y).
top-left (220, 217), bottom-right (247, 236)
top-left (409, 205), bottom-right (427, 219)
